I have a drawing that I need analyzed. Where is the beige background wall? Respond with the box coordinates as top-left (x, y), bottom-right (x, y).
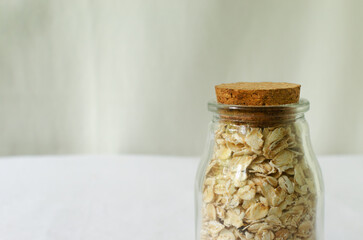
top-left (0, 0), bottom-right (362, 156)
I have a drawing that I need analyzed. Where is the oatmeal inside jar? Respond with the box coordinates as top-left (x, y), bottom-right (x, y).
top-left (200, 121), bottom-right (317, 240)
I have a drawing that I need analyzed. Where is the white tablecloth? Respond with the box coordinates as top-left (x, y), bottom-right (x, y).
top-left (0, 155), bottom-right (362, 240)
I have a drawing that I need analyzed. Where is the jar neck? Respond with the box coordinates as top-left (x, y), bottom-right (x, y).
top-left (209, 99), bottom-right (309, 127)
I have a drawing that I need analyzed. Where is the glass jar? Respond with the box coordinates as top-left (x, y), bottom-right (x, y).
top-left (195, 99), bottom-right (324, 240)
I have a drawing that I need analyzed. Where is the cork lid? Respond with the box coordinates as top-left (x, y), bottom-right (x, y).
top-left (215, 82), bottom-right (301, 106)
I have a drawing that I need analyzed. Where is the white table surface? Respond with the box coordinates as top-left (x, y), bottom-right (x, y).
top-left (0, 155), bottom-right (362, 240)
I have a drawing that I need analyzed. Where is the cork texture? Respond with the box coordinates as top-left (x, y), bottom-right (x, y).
top-left (215, 82), bottom-right (301, 106)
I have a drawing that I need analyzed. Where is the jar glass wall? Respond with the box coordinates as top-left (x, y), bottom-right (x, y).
top-left (195, 99), bottom-right (324, 240)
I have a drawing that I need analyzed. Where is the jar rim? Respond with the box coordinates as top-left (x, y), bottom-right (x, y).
top-left (208, 98), bottom-right (309, 125)
top-left (208, 98), bottom-right (310, 113)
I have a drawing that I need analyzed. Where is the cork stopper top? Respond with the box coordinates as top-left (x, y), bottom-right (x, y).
top-left (215, 82), bottom-right (301, 106)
